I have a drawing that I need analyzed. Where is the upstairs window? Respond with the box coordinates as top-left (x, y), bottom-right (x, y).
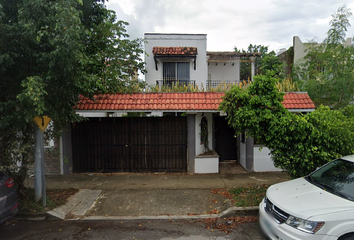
top-left (163, 62), bottom-right (190, 81)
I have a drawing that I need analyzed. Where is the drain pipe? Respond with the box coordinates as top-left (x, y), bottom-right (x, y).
top-left (60, 135), bottom-right (64, 175)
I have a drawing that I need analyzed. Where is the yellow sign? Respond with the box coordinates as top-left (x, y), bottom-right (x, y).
top-left (33, 116), bottom-right (51, 132)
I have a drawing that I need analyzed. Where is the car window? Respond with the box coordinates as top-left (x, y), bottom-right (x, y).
top-left (309, 159), bottom-right (354, 201)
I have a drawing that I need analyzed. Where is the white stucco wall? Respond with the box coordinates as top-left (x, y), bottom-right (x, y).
top-left (208, 62), bottom-right (240, 82)
top-left (195, 112), bottom-right (213, 156)
top-left (239, 136), bottom-right (283, 172)
top-left (253, 146), bottom-right (283, 172)
top-left (293, 36), bottom-right (353, 65)
top-left (239, 139), bottom-right (247, 169)
top-left (293, 36), bottom-right (308, 65)
top-left (144, 33), bottom-right (208, 88)
top-left (194, 155), bottom-right (219, 173)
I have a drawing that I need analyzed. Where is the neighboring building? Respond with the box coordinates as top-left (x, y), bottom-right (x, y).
top-left (278, 36), bottom-right (353, 75)
top-left (293, 36), bottom-right (352, 65)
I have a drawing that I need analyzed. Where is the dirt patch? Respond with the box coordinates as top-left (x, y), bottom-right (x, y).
top-left (47, 188), bottom-right (79, 204)
top-left (197, 150), bottom-right (218, 156)
top-left (212, 185), bottom-right (269, 207)
top-left (199, 216), bottom-right (259, 234)
top-left (18, 188), bottom-right (79, 213)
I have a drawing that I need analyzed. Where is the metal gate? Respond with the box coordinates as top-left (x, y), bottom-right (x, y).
top-left (71, 117), bottom-right (187, 173)
top-left (215, 116), bottom-right (237, 161)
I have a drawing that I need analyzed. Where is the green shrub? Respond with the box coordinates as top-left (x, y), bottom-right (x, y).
top-left (220, 74), bottom-right (354, 178)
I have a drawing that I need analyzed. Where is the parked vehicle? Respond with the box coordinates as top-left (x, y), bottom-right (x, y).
top-left (0, 171), bottom-right (18, 226)
top-left (260, 155), bottom-right (354, 240)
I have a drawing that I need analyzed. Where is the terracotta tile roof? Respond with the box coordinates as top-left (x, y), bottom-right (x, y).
top-left (153, 47), bottom-right (197, 56)
top-left (76, 92), bottom-right (315, 111)
top-left (77, 92), bottom-right (222, 111)
top-left (282, 92), bottom-right (315, 110)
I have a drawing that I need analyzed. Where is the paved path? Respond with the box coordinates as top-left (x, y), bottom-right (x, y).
top-left (25, 163), bottom-right (290, 220)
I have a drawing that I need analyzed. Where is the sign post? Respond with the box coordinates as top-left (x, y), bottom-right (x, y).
top-left (33, 116), bottom-right (51, 206)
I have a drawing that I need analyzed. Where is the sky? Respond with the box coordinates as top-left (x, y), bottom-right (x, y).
top-left (106, 0), bottom-right (354, 54)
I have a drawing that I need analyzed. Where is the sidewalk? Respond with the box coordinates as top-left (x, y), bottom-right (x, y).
top-left (25, 162), bottom-right (290, 220)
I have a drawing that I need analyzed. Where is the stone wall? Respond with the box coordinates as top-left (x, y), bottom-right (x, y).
top-left (44, 137), bottom-right (60, 175)
top-left (27, 137), bottom-right (61, 176)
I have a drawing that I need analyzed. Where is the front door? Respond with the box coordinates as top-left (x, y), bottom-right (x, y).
top-left (214, 116), bottom-right (237, 161)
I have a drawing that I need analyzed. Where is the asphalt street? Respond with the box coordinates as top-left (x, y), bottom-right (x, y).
top-left (0, 219), bottom-right (267, 240)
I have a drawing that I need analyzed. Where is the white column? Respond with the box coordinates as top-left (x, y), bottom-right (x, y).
top-left (251, 56), bottom-right (256, 81)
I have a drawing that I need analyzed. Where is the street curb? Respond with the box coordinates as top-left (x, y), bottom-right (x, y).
top-left (14, 206), bottom-right (259, 221)
top-left (77, 207), bottom-right (259, 221)
top-left (218, 206), bottom-right (259, 218)
top-left (79, 214), bottom-right (220, 221)
top-left (15, 212), bottom-right (52, 221)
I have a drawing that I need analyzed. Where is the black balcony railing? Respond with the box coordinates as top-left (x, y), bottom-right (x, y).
top-left (206, 80), bottom-right (239, 90)
top-left (156, 79), bottom-right (196, 88)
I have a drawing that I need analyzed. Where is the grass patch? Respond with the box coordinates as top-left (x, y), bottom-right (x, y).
top-left (18, 188), bottom-right (79, 213)
top-left (229, 185), bottom-right (269, 207)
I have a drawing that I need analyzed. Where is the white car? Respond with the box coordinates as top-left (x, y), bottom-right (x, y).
top-left (259, 155), bottom-right (354, 240)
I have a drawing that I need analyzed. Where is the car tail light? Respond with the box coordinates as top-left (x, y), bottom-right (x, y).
top-left (5, 178), bottom-right (14, 188)
top-left (11, 203), bottom-right (19, 211)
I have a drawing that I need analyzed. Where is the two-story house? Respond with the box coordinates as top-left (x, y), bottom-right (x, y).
top-left (41, 33), bottom-right (315, 176)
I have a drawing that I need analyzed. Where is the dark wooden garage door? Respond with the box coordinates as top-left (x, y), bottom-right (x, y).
top-left (71, 117), bottom-right (187, 173)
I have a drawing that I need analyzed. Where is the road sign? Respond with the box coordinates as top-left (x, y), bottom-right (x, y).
top-left (33, 116), bottom-right (51, 132)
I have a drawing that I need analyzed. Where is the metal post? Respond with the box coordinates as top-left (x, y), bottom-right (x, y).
top-left (40, 130), bottom-right (46, 206)
top-left (34, 126), bottom-right (46, 206)
top-left (34, 127), bottom-right (42, 202)
top-left (59, 136), bottom-right (64, 175)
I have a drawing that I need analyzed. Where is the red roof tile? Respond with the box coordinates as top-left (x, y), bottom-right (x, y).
top-left (282, 92), bottom-right (315, 110)
top-left (76, 92), bottom-right (315, 111)
top-left (153, 47), bottom-right (198, 56)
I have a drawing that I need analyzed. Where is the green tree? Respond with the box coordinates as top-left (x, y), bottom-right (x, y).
top-left (234, 44), bottom-right (283, 80)
top-left (220, 73), bottom-right (354, 178)
top-left (295, 5), bottom-right (354, 109)
top-left (0, 0), bottom-right (145, 188)
top-left (260, 54), bottom-right (284, 78)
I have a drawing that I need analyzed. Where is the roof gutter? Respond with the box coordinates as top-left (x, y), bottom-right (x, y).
top-left (288, 109), bottom-right (315, 113)
top-left (76, 110), bottom-right (222, 118)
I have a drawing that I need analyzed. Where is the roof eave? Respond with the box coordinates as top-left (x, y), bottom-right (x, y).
top-left (76, 109), bottom-right (222, 117)
top-left (288, 109), bottom-right (315, 113)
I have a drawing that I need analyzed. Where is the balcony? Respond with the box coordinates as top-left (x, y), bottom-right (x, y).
top-left (206, 80), bottom-right (240, 91)
top-left (156, 79), bottom-right (196, 88)
top-left (154, 79), bottom-right (241, 91)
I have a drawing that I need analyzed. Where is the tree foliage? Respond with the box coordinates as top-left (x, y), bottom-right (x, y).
top-left (234, 44), bottom-right (284, 80)
top-left (260, 54), bottom-right (284, 78)
top-left (295, 5), bottom-right (354, 109)
top-left (220, 74), bottom-right (354, 178)
top-left (0, 0), bottom-right (145, 183)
